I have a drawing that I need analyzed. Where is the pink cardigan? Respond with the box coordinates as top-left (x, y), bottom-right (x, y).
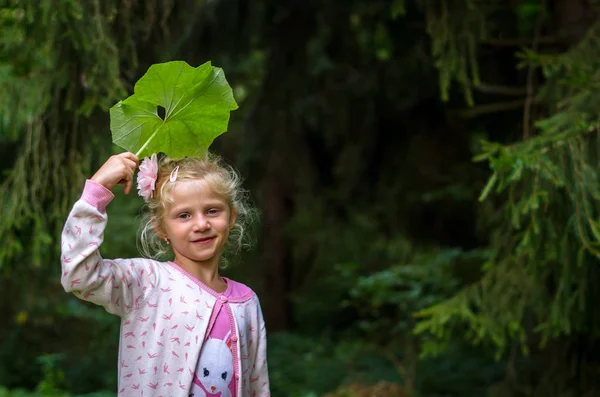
top-left (60, 180), bottom-right (270, 397)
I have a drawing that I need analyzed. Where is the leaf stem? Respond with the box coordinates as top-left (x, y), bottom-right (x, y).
top-left (135, 123), bottom-right (165, 158)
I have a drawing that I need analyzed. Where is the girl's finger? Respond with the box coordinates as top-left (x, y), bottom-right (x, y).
top-left (119, 160), bottom-right (136, 180)
top-left (124, 158), bottom-right (139, 171)
top-left (122, 171), bottom-right (134, 195)
top-left (124, 177), bottom-right (133, 195)
top-left (121, 152), bottom-right (140, 166)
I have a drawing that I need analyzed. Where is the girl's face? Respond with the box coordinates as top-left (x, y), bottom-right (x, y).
top-left (160, 178), bottom-right (236, 269)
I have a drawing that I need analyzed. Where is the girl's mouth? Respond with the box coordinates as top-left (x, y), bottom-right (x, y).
top-left (192, 237), bottom-right (215, 244)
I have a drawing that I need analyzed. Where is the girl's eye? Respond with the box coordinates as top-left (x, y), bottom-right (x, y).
top-left (178, 213), bottom-right (191, 219)
top-left (207, 209), bottom-right (218, 215)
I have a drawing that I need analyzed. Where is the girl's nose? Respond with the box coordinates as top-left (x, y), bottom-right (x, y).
top-left (193, 216), bottom-right (211, 231)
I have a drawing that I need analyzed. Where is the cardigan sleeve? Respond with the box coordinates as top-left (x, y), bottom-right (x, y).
top-left (249, 295), bottom-right (270, 396)
top-left (60, 179), bottom-right (158, 317)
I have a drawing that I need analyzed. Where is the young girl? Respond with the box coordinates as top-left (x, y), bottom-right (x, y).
top-left (60, 151), bottom-right (269, 397)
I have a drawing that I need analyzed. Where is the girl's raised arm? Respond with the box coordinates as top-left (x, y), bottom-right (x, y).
top-left (60, 153), bottom-right (158, 317)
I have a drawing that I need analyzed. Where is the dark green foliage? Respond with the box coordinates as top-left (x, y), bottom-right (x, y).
top-left (416, 0), bottom-right (600, 358)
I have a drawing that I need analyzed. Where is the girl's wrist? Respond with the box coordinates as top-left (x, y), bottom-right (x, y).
top-left (90, 175), bottom-right (113, 191)
top-left (82, 179), bottom-right (115, 213)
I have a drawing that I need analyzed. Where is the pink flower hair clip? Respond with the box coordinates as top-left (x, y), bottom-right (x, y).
top-left (137, 153), bottom-right (158, 201)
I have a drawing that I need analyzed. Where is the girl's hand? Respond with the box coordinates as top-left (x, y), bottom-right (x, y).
top-left (91, 152), bottom-right (140, 194)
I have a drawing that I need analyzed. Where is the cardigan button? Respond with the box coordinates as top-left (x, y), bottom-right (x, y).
top-left (231, 335), bottom-right (238, 342)
top-left (219, 295), bottom-right (228, 303)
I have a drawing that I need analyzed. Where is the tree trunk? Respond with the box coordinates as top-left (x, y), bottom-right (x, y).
top-left (252, 1), bottom-right (317, 331)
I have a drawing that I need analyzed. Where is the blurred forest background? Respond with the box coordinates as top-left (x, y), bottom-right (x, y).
top-left (2, 0), bottom-right (600, 396)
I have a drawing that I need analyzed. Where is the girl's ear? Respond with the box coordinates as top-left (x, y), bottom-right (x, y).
top-left (152, 219), bottom-right (166, 239)
top-left (229, 208), bottom-right (237, 229)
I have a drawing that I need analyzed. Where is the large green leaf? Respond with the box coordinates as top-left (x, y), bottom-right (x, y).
top-left (109, 60), bottom-right (238, 158)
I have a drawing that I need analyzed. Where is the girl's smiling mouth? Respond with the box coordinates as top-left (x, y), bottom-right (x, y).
top-left (192, 237), bottom-right (215, 244)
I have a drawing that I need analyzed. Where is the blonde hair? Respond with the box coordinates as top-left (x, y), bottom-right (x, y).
top-left (138, 152), bottom-right (257, 267)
